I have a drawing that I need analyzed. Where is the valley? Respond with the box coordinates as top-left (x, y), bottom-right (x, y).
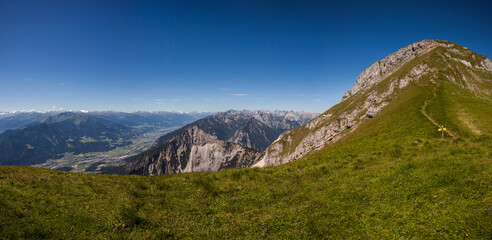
top-left (33, 126), bottom-right (179, 173)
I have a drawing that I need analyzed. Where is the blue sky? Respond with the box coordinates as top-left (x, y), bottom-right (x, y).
top-left (1, 0), bottom-right (491, 113)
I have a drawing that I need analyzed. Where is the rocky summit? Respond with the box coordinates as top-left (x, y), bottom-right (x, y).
top-left (255, 39), bottom-right (492, 167)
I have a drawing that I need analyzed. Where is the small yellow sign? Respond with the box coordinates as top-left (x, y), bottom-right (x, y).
top-left (438, 127), bottom-right (446, 131)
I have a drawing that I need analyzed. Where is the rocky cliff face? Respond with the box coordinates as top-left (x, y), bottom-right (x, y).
top-left (125, 126), bottom-right (263, 175)
top-left (256, 39), bottom-right (492, 167)
top-left (341, 40), bottom-right (454, 101)
top-left (125, 110), bottom-right (317, 175)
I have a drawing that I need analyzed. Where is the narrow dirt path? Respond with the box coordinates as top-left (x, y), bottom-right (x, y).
top-left (421, 87), bottom-right (457, 138)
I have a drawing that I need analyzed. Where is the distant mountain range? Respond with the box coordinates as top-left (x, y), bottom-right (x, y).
top-left (88, 111), bottom-right (200, 134)
top-left (0, 112), bottom-right (58, 134)
top-left (0, 111), bottom-right (205, 166)
top-left (122, 110), bottom-right (318, 175)
top-left (0, 111), bottom-right (209, 134)
top-left (0, 112), bottom-right (134, 165)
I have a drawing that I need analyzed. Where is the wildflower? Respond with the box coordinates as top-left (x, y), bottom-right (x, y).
top-left (466, 234), bottom-right (469, 237)
top-left (122, 224), bottom-right (126, 227)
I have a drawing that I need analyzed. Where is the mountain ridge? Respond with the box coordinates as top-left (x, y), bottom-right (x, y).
top-left (255, 39), bottom-right (492, 167)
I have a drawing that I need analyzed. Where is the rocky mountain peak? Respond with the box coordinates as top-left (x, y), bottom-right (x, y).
top-left (342, 39), bottom-right (453, 101)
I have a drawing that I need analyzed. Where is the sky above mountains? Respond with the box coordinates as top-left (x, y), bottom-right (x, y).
top-left (1, 0), bottom-right (491, 113)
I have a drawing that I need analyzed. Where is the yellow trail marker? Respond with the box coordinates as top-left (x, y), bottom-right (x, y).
top-left (438, 126), bottom-right (446, 138)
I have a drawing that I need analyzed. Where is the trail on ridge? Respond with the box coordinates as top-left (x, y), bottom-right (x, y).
top-left (421, 85), bottom-right (457, 138)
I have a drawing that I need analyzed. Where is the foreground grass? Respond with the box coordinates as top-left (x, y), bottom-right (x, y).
top-left (0, 136), bottom-right (490, 239)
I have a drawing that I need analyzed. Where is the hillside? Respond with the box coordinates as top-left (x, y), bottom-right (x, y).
top-left (0, 40), bottom-right (490, 239)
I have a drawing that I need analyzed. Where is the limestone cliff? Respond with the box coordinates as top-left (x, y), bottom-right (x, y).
top-left (125, 126), bottom-right (263, 175)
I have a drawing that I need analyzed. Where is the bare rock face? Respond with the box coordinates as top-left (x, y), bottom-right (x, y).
top-left (256, 39), bottom-right (492, 168)
top-left (342, 39), bottom-right (451, 101)
top-left (125, 126), bottom-right (263, 176)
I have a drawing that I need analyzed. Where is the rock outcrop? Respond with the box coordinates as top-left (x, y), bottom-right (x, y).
top-left (342, 40), bottom-right (453, 101)
top-left (125, 126), bottom-right (263, 175)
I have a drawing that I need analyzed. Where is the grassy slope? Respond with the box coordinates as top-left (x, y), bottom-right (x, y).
top-left (1, 45), bottom-right (491, 239)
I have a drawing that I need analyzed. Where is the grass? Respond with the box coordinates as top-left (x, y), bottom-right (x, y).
top-left (0, 138), bottom-right (490, 239)
top-left (0, 42), bottom-right (491, 239)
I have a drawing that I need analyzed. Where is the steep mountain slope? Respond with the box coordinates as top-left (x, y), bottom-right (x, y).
top-left (256, 39), bottom-right (492, 167)
top-left (124, 110), bottom-right (316, 175)
top-left (0, 112), bottom-right (134, 165)
top-left (125, 126), bottom-right (263, 175)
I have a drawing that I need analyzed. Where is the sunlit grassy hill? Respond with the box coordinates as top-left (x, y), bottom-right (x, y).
top-left (1, 40), bottom-right (491, 239)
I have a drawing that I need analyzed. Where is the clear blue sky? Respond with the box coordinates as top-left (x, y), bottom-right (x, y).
top-left (1, 0), bottom-right (491, 113)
